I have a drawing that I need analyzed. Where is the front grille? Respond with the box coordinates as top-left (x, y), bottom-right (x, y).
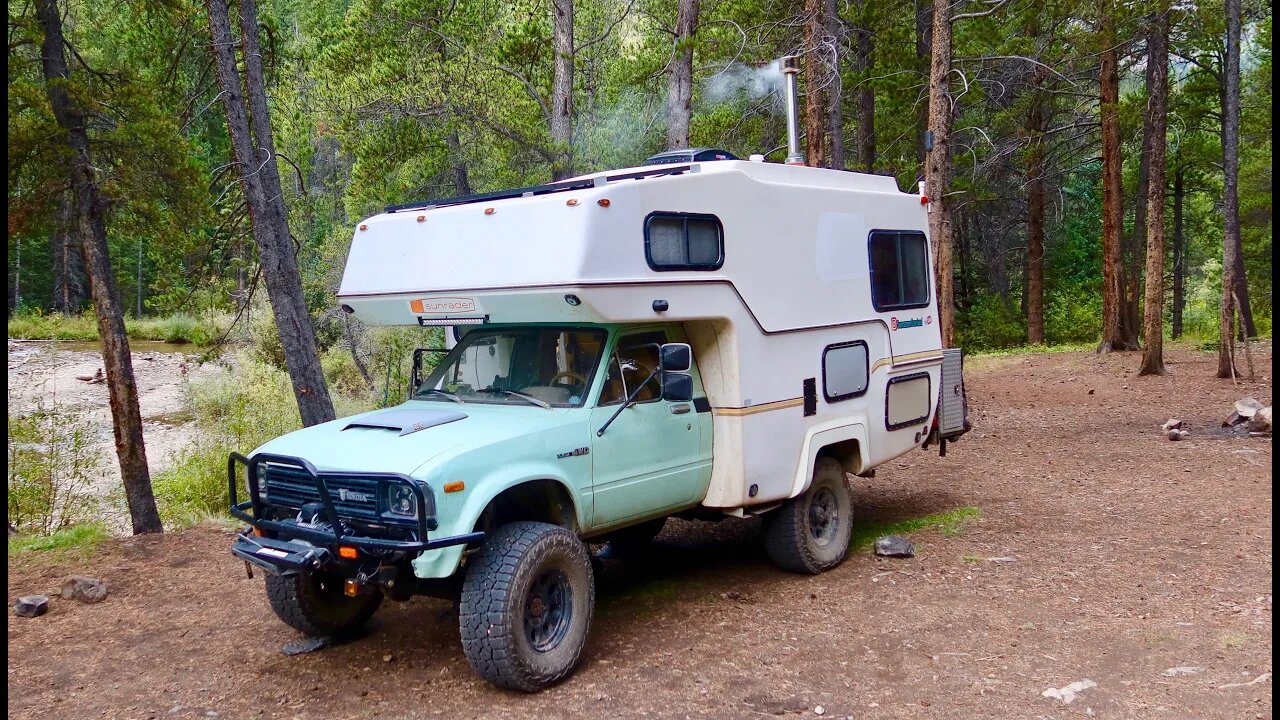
top-left (263, 464), bottom-right (383, 523)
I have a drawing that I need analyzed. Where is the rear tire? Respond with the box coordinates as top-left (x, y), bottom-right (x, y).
top-left (764, 457), bottom-right (853, 574)
top-left (265, 571), bottom-right (382, 636)
top-left (460, 521), bottom-right (594, 691)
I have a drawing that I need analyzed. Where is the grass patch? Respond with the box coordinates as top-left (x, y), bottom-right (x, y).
top-left (7, 310), bottom-right (230, 345)
top-left (969, 342), bottom-right (1096, 359)
top-left (849, 506), bottom-right (981, 551)
top-left (8, 522), bottom-right (109, 557)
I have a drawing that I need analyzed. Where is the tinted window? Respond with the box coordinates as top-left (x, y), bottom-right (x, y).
top-left (869, 231), bottom-right (930, 311)
top-left (823, 342), bottom-right (869, 401)
top-left (645, 213), bottom-right (724, 270)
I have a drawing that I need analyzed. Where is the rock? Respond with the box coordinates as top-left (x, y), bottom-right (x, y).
top-left (1235, 396), bottom-right (1263, 418)
top-left (1167, 429), bottom-right (1189, 441)
top-left (1246, 406), bottom-right (1271, 434)
top-left (1162, 666), bottom-right (1205, 677)
top-left (1161, 418), bottom-right (1183, 432)
top-left (1041, 679), bottom-right (1097, 704)
top-left (987, 556), bottom-right (1017, 564)
top-left (1223, 411), bottom-right (1245, 427)
top-left (14, 595), bottom-right (50, 618)
top-left (814, 706), bottom-right (825, 716)
top-left (874, 535), bottom-right (915, 558)
top-left (61, 576), bottom-right (108, 604)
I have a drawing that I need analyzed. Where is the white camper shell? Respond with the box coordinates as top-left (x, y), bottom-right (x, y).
top-left (338, 159), bottom-right (969, 512)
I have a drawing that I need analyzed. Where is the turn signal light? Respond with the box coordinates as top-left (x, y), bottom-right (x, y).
top-left (443, 481), bottom-right (465, 493)
top-left (343, 579), bottom-right (359, 597)
top-left (338, 546), bottom-right (359, 560)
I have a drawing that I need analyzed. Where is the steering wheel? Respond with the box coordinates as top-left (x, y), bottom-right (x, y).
top-left (548, 370), bottom-right (587, 387)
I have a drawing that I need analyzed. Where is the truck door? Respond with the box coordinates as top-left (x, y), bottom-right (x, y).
top-left (589, 330), bottom-right (707, 527)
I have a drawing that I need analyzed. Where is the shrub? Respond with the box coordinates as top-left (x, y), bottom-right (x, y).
top-left (955, 294), bottom-right (1026, 351)
top-left (6, 309), bottom-right (229, 345)
top-left (7, 401), bottom-right (103, 535)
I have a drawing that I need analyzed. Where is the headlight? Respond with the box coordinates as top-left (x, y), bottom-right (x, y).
top-left (253, 463), bottom-right (268, 500)
top-left (386, 483), bottom-right (418, 518)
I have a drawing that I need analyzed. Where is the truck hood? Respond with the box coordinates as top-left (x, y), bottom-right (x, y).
top-left (251, 401), bottom-right (576, 477)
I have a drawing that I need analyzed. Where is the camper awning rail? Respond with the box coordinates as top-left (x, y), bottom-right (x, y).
top-left (384, 164), bottom-right (696, 214)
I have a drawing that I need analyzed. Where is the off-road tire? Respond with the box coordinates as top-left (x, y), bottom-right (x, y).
top-left (764, 456), bottom-right (853, 574)
top-left (602, 516), bottom-right (667, 556)
top-left (265, 571), bottom-right (383, 636)
top-left (460, 521), bottom-right (594, 692)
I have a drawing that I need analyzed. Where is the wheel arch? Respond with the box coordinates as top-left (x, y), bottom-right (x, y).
top-left (787, 421), bottom-right (868, 498)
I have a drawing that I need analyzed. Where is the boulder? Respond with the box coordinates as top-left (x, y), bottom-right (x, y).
top-left (60, 576), bottom-right (108, 604)
top-left (1160, 419), bottom-right (1184, 432)
top-left (874, 535), bottom-right (916, 558)
top-left (1235, 396), bottom-right (1263, 418)
top-left (14, 595), bottom-right (50, 618)
top-left (1166, 429), bottom-right (1189, 441)
top-left (1246, 406), bottom-right (1272, 434)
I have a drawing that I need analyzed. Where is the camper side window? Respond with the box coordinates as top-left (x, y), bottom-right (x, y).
top-left (868, 231), bottom-right (930, 311)
top-left (645, 213), bottom-right (724, 271)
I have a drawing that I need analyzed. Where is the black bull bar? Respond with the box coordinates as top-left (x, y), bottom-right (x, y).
top-left (228, 452), bottom-right (483, 573)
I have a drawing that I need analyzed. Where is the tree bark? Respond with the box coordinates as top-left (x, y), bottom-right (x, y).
top-left (1217, 0), bottom-right (1242, 377)
top-left (448, 127), bottom-right (472, 196)
top-left (666, 0), bottom-right (699, 150)
top-left (550, 0), bottom-right (574, 180)
top-left (803, 0), bottom-right (828, 168)
top-left (824, 0), bottom-right (845, 170)
top-left (1138, 7), bottom-right (1169, 376)
top-left (914, 0), bottom-right (932, 169)
top-left (36, 0), bottom-right (163, 535)
top-left (852, 0), bottom-right (876, 172)
top-left (1097, 9), bottom-right (1131, 352)
top-left (1171, 164), bottom-right (1185, 339)
top-left (1026, 86), bottom-right (1046, 345)
top-left (925, 0), bottom-right (954, 347)
top-left (1122, 113), bottom-right (1151, 349)
top-left (207, 0), bottom-right (336, 426)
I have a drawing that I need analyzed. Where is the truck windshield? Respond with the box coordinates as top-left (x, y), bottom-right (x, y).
top-left (414, 327), bottom-right (607, 408)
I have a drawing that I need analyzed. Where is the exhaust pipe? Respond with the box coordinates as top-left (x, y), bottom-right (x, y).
top-left (781, 56), bottom-right (805, 166)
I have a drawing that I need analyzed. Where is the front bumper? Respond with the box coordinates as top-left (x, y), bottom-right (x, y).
top-left (228, 452), bottom-right (483, 575)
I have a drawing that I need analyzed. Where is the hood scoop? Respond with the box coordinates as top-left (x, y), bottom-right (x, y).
top-left (342, 408), bottom-right (467, 437)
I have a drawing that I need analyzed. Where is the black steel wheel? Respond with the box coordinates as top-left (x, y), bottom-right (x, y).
top-left (460, 521), bottom-right (594, 691)
top-left (763, 456), bottom-right (854, 574)
top-left (265, 571), bottom-right (382, 636)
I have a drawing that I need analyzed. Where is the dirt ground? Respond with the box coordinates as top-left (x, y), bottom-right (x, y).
top-left (7, 339), bottom-right (221, 529)
top-left (7, 345), bottom-right (1272, 719)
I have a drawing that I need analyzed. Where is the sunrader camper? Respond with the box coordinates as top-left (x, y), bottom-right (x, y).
top-left (227, 59), bottom-right (969, 692)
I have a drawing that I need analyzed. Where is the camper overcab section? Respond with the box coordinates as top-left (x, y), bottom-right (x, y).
top-left (227, 152), bottom-right (970, 692)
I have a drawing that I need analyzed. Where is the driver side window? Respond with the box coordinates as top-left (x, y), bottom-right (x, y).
top-left (598, 331), bottom-right (667, 406)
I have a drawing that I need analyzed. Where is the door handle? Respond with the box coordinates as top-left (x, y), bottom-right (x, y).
top-left (670, 403), bottom-right (691, 415)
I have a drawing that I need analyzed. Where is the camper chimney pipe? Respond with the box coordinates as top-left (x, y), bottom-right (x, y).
top-left (781, 56), bottom-right (805, 166)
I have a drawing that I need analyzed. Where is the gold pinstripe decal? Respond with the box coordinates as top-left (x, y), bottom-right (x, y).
top-left (711, 397), bottom-right (804, 416)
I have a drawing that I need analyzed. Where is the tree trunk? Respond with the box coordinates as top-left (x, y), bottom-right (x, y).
top-left (52, 192), bottom-right (84, 314)
top-left (1026, 97), bottom-right (1046, 345)
top-left (1171, 165), bottom-right (1185, 339)
top-left (550, 0), bottom-right (574, 180)
top-left (925, 0), bottom-right (954, 347)
top-left (1138, 7), bottom-right (1169, 376)
top-left (207, 0), bottom-right (335, 427)
top-left (666, 0), bottom-right (698, 150)
top-left (1122, 117), bottom-right (1151, 349)
top-left (448, 127), bottom-right (472, 196)
top-left (36, 0), bottom-right (163, 535)
top-left (1217, 0), bottom-right (1242, 377)
top-left (803, 0), bottom-right (828, 168)
top-left (914, 0), bottom-right (932, 169)
top-left (824, 0), bottom-right (845, 170)
top-left (1097, 9), bottom-right (1130, 352)
top-left (853, 0), bottom-right (876, 172)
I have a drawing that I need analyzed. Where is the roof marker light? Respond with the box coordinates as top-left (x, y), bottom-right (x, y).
top-left (416, 215), bottom-right (425, 222)
top-left (484, 208), bottom-right (495, 215)
top-left (358, 224), bottom-right (368, 231)
top-left (597, 198), bottom-right (610, 207)
top-left (566, 198), bottom-right (580, 207)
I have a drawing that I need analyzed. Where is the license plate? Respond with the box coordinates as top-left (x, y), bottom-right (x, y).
top-left (256, 547), bottom-right (290, 559)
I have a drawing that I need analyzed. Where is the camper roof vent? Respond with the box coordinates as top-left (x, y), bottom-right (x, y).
top-left (643, 148), bottom-right (739, 165)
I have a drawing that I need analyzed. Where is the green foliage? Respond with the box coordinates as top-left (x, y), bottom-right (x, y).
top-left (7, 401), bottom-right (103, 535)
top-left (7, 310), bottom-right (229, 344)
top-left (7, 522), bottom-right (109, 556)
top-left (848, 506), bottom-right (981, 551)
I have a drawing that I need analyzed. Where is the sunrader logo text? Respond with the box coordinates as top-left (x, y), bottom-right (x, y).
top-left (410, 297), bottom-right (476, 314)
top-left (890, 316), bottom-right (924, 331)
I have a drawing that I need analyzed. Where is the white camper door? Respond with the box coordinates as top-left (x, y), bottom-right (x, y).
top-left (589, 331), bottom-right (705, 526)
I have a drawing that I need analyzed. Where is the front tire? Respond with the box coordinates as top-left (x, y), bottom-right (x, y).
top-left (265, 571), bottom-right (383, 636)
top-left (460, 521), bottom-right (595, 691)
top-left (764, 456), bottom-right (854, 574)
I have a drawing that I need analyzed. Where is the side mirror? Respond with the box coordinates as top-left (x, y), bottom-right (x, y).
top-left (662, 372), bottom-right (693, 402)
top-left (660, 343), bottom-right (692, 373)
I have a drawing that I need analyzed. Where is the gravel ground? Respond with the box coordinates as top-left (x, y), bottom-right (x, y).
top-left (7, 344), bottom-right (1272, 719)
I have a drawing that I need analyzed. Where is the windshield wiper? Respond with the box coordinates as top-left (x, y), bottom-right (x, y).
top-left (417, 388), bottom-right (464, 403)
top-left (478, 387), bottom-right (552, 409)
